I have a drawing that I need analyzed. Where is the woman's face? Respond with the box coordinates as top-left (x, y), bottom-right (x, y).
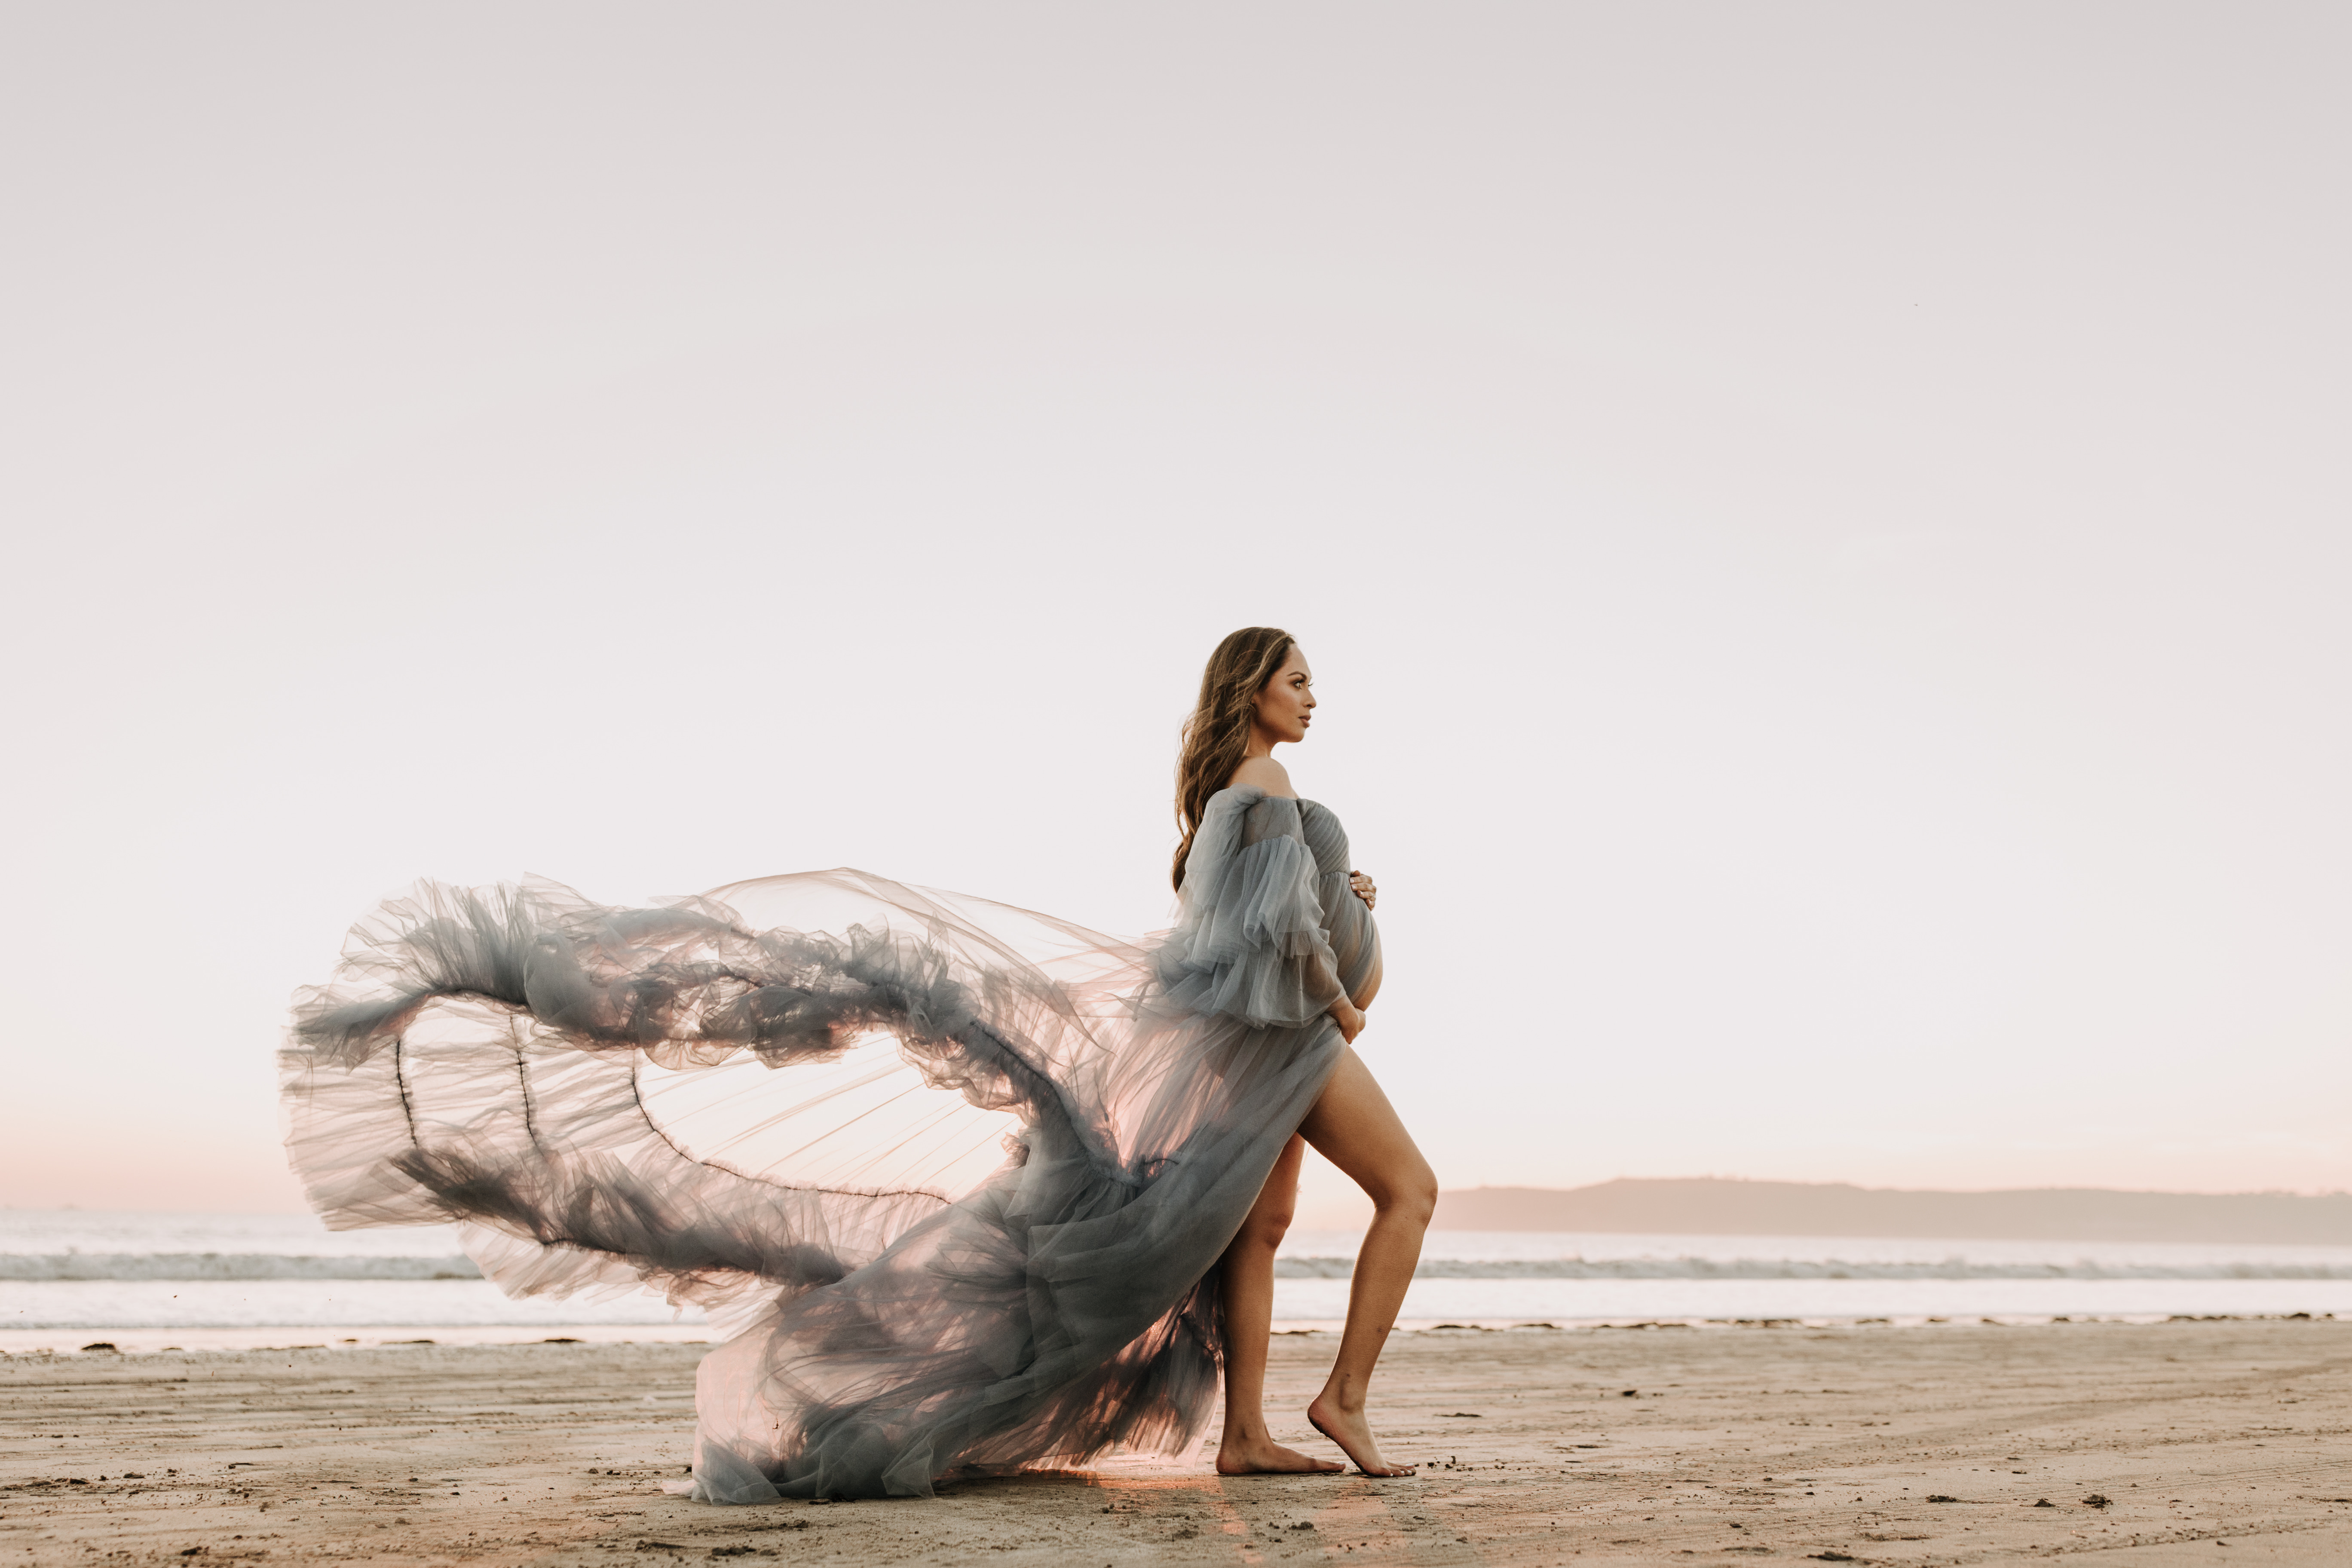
top-left (1252, 646), bottom-right (1316, 745)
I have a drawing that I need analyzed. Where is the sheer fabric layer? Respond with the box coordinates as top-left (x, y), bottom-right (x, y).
top-left (280, 787), bottom-right (1362, 1499)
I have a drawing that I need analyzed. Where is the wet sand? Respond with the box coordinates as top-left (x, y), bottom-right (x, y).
top-left (5, 1318), bottom-right (2349, 1564)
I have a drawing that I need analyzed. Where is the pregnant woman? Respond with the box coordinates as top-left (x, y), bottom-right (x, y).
top-left (281, 626), bottom-right (1434, 1498)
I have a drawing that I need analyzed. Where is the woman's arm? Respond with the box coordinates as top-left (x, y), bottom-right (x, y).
top-left (1158, 790), bottom-right (1355, 1032)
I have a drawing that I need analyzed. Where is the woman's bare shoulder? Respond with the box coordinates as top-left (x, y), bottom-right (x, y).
top-left (1226, 756), bottom-right (1298, 799)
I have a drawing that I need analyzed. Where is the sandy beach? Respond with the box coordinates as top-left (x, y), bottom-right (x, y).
top-left (4, 1318), bottom-right (2349, 1565)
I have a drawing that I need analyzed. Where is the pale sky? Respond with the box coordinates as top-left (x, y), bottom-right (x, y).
top-left (3, 3), bottom-right (2346, 1225)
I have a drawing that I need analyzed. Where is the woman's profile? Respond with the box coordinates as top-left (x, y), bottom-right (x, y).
top-left (281, 625), bottom-right (1434, 1496)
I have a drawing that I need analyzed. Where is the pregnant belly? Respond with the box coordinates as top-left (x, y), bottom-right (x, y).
top-left (1349, 937), bottom-right (1383, 1010)
top-left (1326, 894), bottom-right (1383, 1009)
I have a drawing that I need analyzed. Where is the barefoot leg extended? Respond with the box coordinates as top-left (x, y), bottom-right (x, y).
top-left (1296, 1045), bottom-right (1437, 1477)
top-left (1215, 1136), bottom-right (1344, 1475)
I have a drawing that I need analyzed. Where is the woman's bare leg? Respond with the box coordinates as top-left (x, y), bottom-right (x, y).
top-left (1215, 1136), bottom-right (1344, 1474)
top-left (1297, 1046), bottom-right (1437, 1477)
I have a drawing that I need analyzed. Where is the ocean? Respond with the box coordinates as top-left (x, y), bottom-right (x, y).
top-left (6, 1210), bottom-right (2349, 1351)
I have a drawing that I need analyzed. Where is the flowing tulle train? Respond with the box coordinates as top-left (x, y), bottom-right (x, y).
top-left (281, 798), bottom-right (1357, 1499)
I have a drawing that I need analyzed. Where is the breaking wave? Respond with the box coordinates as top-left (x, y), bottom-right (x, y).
top-left (11, 1252), bottom-right (2351, 1284)
top-left (0, 1254), bottom-right (484, 1282)
top-left (1273, 1257), bottom-right (2352, 1282)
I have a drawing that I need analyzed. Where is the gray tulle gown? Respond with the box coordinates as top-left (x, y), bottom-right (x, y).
top-left (281, 787), bottom-right (1377, 1501)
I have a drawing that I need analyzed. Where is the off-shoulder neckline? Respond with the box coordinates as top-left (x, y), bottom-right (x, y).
top-left (1209, 784), bottom-right (1320, 808)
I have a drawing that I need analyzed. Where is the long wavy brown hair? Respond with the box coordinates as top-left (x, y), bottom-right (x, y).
top-left (1171, 626), bottom-right (1297, 891)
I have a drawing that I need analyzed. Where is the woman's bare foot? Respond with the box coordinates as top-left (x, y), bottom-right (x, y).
top-left (1215, 1435), bottom-right (1345, 1476)
top-left (1306, 1393), bottom-right (1415, 1477)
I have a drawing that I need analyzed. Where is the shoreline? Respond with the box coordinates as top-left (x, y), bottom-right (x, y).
top-left (3, 1309), bottom-right (2337, 1359)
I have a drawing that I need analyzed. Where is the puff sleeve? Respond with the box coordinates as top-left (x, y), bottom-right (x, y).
top-left (1153, 788), bottom-right (1346, 1028)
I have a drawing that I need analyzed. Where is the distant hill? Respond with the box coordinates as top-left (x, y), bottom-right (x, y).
top-left (1431, 1179), bottom-right (2352, 1245)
